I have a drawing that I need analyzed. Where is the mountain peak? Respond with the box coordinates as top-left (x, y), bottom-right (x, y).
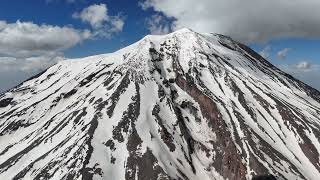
top-left (140, 28), bottom-right (196, 42)
top-left (173, 27), bottom-right (194, 33)
top-left (0, 29), bottom-right (320, 180)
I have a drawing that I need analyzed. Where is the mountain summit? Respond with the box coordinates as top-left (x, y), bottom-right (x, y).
top-left (1, 29), bottom-right (320, 180)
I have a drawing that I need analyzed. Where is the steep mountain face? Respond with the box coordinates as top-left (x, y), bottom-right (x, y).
top-left (0, 28), bottom-right (320, 180)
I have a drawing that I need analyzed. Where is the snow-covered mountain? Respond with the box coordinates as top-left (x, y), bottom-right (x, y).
top-left (0, 28), bottom-right (320, 180)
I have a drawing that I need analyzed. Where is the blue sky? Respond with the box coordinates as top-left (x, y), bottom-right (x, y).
top-left (0, 0), bottom-right (319, 92)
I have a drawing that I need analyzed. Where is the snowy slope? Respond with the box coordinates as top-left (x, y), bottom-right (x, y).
top-left (0, 28), bottom-right (320, 180)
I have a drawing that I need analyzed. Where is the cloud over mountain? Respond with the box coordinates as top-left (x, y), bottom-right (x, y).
top-left (0, 20), bottom-right (90, 92)
top-left (141, 0), bottom-right (320, 43)
top-left (0, 3), bottom-right (125, 92)
top-left (280, 61), bottom-right (320, 90)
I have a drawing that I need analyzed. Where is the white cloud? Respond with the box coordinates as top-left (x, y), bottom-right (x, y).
top-left (140, 0), bottom-right (320, 43)
top-left (0, 54), bottom-right (64, 92)
top-left (73, 4), bottom-right (108, 29)
top-left (146, 14), bottom-right (171, 35)
top-left (0, 55), bottom-right (63, 73)
top-left (277, 48), bottom-right (291, 60)
top-left (295, 61), bottom-right (312, 71)
top-left (259, 46), bottom-right (271, 59)
top-left (280, 61), bottom-right (320, 90)
top-left (109, 16), bottom-right (125, 33)
top-left (73, 4), bottom-right (125, 37)
top-left (0, 20), bottom-right (92, 92)
top-left (0, 20), bottom-right (90, 57)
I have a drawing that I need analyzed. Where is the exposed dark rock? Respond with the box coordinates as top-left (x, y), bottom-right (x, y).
top-left (0, 98), bottom-right (13, 108)
top-left (63, 89), bottom-right (77, 98)
top-left (252, 174), bottom-right (277, 180)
